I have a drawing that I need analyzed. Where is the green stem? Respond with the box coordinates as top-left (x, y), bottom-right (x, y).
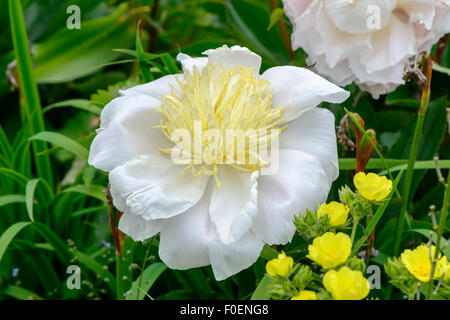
top-left (425, 173), bottom-right (450, 300)
top-left (393, 57), bottom-right (432, 256)
top-left (116, 252), bottom-right (124, 300)
top-left (350, 217), bottom-right (359, 245)
top-left (136, 238), bottom-right (152, 300)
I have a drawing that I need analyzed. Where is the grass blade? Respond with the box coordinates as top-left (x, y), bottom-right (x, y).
top-left (0, 222), bottom-right (32, 263)
top-left (8, 0), bottom-right (53, 189)
top-left (126, 262), bottom-right (167, 300)
top-left (3, 285), bottom-right (43, 300)
top-left (25, 179), bottom-right (39, 221)
top-left (251, 275), bottom-right (271, 300)
top-left (30, 131), bottom-right (89, 160)
top-left (0, 194), bottom-right (26, 207)
top-left (63, 185), bottom-right (106, 202)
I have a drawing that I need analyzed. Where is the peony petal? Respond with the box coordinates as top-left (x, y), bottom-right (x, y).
top-left (158, 183), bottom-right (213, 270)
top-left (209, 168), bottom-right (259, 245)
top-left (119, 74), bottom-right (181, 98)
top-left (282, 0), bottom-right (314, 22)
top-left (209, 229), bottom-right (264, 281)
top-left (118, 213), bottom-right (162, 242)
top-left (203, 45), bottom-right (262, 75)
top-left (315, 1), bottom-right (372, 68)
top-left (397, 0), bottom-right (435, 29)
top-left (159, 182), bottom-right (264, 280)
top-left (262, 66), bottom-right (350, 122)
top-left (176, 53), bottom-right (208, 73)
top-left (88, 95), bottom-right (169, 172)
top-left (280, 108), bottom-right (339, 183)
top-left (359, 13), bottom-right (416, 73)
top-left (109, 154), bottom-right (209, 220)
top-left (252, 149), bottom-right (330, 245)
top-left (324, 0), bottom-right (397, 34)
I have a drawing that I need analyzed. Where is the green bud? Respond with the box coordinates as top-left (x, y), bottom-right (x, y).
top-left (292, 265), bottom-right (313, 291)
top-left (316, 289), bottom-right (333, 300)
top-left (339, 185), bottom-right (371, 219)
top-left (346, 256), bottom-right (366, 272)
top-left (385, 257), bottom-right (420, 299)
top-left (294, 209), bottom-right (332, 240)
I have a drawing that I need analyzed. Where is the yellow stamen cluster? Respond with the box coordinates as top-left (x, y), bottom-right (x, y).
top-left (157, 64), bottom-right (283, 187)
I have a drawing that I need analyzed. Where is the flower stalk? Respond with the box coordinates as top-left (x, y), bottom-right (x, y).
top-left (425, 172), bottom-right (450, 299)
top-left (393, 55), bottom-right (433, 256)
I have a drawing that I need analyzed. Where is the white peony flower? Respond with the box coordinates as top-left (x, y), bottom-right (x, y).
top-left (283, 0), bottom-right (450, 98)
top-left (89, 45), bottom-right (349, 280)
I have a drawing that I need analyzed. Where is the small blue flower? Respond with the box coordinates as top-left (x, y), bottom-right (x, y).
top-left (11, 268), bottom-right (19, 277)
top-left (101, 240), bottom-right (111, 248)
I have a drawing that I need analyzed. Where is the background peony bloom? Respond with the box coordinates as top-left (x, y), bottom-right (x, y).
top-left (283, 0), bottom-right (450, 98)
top-left (89, 45), bottom-right (349, 280)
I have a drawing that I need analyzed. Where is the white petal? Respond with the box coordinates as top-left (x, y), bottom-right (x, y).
top-left (159, 182), bottom-right (264, 280)
top-left (118, 213), bottom-right (162, 242)
top-left (158, 183), bottom-right (213, 270)
top-left (315, 2), bottom-right (372, 68)
top-left (262, 66), bottom-right (350, 122)
top-left (176, 53), bottom-right (208, 73)
top-left (324, 0), bottom-right (397, 34)
top-left (280, 108), bottom-right (339, 183)
top-left (119, 74), bottom-right (181, 98)
top-left (203, 45), bottom-right (262, 75)
top-left (209, 230), bottom-right (264, 281)
top-left (88, 95), bottom-right (169, 172)
top-left (209, 168), bottom-right (258, 245)
top-left (359, 13), bottom-right (416, 73)
top-left (109, 154), bottom-right (209, 220)
top-left (397, 0), bottom-right (435, 29)
top-left (252, 149), bottom-right (330, 245)
top-left (282, 0), bottom-right (314, 22)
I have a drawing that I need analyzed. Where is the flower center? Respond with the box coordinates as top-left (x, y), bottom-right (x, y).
top-left (157, 63), bottom-right (284, 187)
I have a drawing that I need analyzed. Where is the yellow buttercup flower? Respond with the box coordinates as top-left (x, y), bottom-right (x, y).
top-left (317, 201), bottom-right (349, 227)
top-left (323, 267), bottom-right (370, 300)
top-left (307, 232), bottom-right (351, 269)
top-left (291, 290), bottom-right (317, 300)
top-left (400, 245), bottom-right (449, 282)
top-left (266, 252), bottom-right (294, 277)
top-left (353, 172), bottom-right (392, 202)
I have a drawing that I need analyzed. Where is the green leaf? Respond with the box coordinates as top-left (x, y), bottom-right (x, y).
top-left (0, 125), bottom-right (13, 160)
top-left (74, 250), bottom-right (116, 292)
top-left (43, 99), bottom-right (102, 115)
top-left (410, 229), bottom-right (450, 257)
top-left (135, 21), bottom-right (153, 83)
top-left (251, 275), bottom-right (271, 300)
top-left (8, 0), bottom-right (53, 189)
top-left (260, 244), bottom-right (279, 260)
top-left (3, 285), bottom-right (43, 300)
top-left (32, 3), bottom-right (134, 83)
top-left (126, 262), bottom-right (167, 300)
top-left (0, 222), bottom-right (32, 263)
top-left (0, 194), bottom-right (26, 207)
top-left (31, 222), bottom-right (71, 263)
top-left (267, 8), bottom-right (284, 31)
top-left (30, 131), bottom-right (89, 160)
top-left (62, 185), bottom-right (106, 202)
top-left (25, 178), bottom-right (39, 221)
top-left (432, 61), bottom-right (450, 76)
